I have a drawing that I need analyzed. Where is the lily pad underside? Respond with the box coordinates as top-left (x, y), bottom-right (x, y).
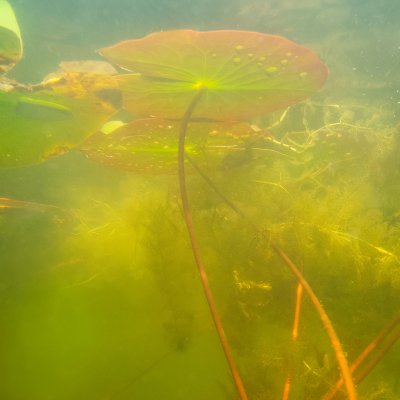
top-left (99, 30), bottom-right (328, 120)
top-left (80, 118), bottom-right (269, 173)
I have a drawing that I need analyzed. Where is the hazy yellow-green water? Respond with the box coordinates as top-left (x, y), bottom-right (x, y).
top-left (1, 0), bottom-right (399, 399)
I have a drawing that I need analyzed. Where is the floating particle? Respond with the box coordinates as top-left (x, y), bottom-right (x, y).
top-left (265, 66), bottom-right (278, 73)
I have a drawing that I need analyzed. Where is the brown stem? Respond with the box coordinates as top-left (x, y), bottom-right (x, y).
top-left (272, 245), bottom-right (357, 400)
top-left (282, 375), bottom-right (292, 400)
top-left (188, 157), bottom-right (357, 400)
top-left (178, 88), bottom-right (248, 400)
top-left (354, 329), bottom-right (400, 385)
top-left (292, 283), bottom-right (303, 342)
top-left (282, 283), bottom-right (303, 400)
top-left (329, 329), bottom-right (400, 400)
top-left (185, 155), bottom-right (251, 224)
top-left (324, 313), bottom-right (400, 400)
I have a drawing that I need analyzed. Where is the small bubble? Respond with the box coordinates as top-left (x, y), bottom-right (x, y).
top-left (212, 53), bottom-right (217, 57)
top-left (247, 53), bottom-right (254, 58)
top-left (235, 45), bottom-right (244, 51)
top-left (233, 57), bottom-right (241, 64)
top-left (265, 66), bottom-right (278, 73)
top-left (280, 59), bottom-right (288, 65)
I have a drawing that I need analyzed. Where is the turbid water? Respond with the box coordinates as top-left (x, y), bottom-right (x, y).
top-left (0, 0), bottom-right (399, 399)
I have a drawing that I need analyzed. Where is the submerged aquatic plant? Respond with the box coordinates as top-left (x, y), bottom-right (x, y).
top-left (1, 11), bottom-right (398, 396)
top-left (95, 29), bottom-right (332, 399)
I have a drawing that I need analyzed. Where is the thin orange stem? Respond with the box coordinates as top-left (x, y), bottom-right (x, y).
top-left (178, 88), bottom-right (248, 400)
top-left (282, 283), bottom-right (303, 400)
top-left (292, 283), bottom-right (303, 342)
top-left (324, 313), bottom-right (400, 400)
top-left (351, 313), bottom-right (400, 373)
top-left (282, 375), bottom-right (292, 400)
top-left (272, 245), bottom-right (357, 400)
top-left (354, 329), bottom-right (400, 385)
top-left (188, 150), bottom-right (357, 400)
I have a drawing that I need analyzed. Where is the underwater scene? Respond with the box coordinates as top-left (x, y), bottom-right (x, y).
top-left (0, 0), bottom-right (399, 399)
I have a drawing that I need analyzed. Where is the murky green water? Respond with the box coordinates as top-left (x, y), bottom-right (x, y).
top-left (1, 1), bottom-right (399, 399)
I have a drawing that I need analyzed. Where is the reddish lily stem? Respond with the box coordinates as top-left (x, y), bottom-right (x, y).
top-left (351, 313), bottom-right (400, 373)
top-left (272, 245), bottom-right (357, 400)
top-left (324, 313), bottom-right (400, 399)
top-left (187, 156), bottom-right (357, 400)
top-left (292, 283), bottom-right (303, 342)
top-left (282, 283), bottom-right (303, 400)
top-left (354, 329), bottom-right (400, 385)
top-left (178, 88), bottom-right (248, 400)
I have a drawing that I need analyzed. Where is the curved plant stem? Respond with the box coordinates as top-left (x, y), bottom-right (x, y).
top-left (353, 329), bottom-right (400, 385)
top-left (187, 158), bottom-right (357, 400)
top-left (185, 155), bottom-right (251, 224)
top-left (178, 88), bottom-right (248, 400)
top-left (324, 313), bottom-right (400, 399)
top-left (272, 245), bottom-right (357, 400)
top-left (351, 313), bottom-right (400, 373)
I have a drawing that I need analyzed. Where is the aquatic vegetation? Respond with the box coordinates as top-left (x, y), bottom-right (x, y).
top-left (0, 88), bottom-right (115, 167)
top-left (95, 29), bottom-right (332, 399)
top-left (0, 2), bottom-right (116, 168)
top-left (99, 30), bottom-right (327, 120)
top-left (81, 118), bottom-right (270, 173)
top-left (0, 0), bottom-right (22, 74)
top-left (0, 4), bottom-right (399, 398)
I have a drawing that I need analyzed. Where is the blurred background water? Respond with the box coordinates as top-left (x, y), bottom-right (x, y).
top-left (1, 0), bottom-right (400, 399)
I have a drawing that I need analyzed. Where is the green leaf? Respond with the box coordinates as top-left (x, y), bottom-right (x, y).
top-left (0, 0), bottom-right (23, 74)
top-left (99, 30), bottom-right (328, 120)
top-left (0, 89), bottom-right (114, 168)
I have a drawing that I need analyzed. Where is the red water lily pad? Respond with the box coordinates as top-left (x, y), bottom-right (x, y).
top-left (99, 30), bottom-right (328, 120)
top-left (81, 118), bottom-right (268, 173)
